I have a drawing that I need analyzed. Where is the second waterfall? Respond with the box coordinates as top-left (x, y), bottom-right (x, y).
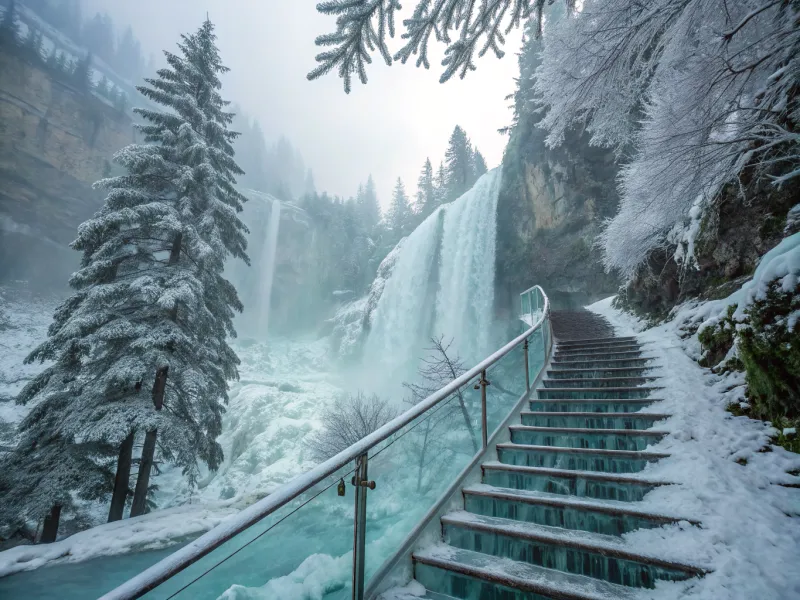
top-left (363, 168), bottom-right (502, 389)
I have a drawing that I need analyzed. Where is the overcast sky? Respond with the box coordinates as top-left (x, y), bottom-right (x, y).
top-left (86, 1), bottom-right (522, 209)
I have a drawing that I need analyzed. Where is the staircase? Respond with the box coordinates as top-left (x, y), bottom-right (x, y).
top-left (402, 313), bottom-right (705, 599)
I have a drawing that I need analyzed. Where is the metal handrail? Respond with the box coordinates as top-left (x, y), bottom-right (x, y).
top-left (100, 286), bottom-right (550, 600)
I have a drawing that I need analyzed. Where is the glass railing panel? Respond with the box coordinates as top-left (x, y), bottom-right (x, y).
top-left (362, 381), bottom-right (481, 588)
top-left (139, 462), bottom-right (356, 600)
top-left (484, 344), bottom-right (528, 436)
top-left (528, 326), bottom-right (545, 386)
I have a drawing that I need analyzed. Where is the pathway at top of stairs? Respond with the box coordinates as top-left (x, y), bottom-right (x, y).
top-left (397, 310), bottom-right (706, 600)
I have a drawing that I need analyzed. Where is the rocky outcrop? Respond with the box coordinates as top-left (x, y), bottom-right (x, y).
top-left (0, 50), bottom-right (135, 288)
top-left (494, 116), bottom-right (621, 314)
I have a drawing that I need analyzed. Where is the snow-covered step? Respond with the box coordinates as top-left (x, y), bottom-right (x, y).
top-left (552, 350), bottom-right (646, 361)
top-left (509, 425), bottom-right (666, 451)
top-left (413, 545), bottom-right (641, 600)
top-left (547, 367), bottom-right (655, 380)
top-left (557, 336), bottom-right (638, 348)
top-left (541, 377), bottom-right (656, 389)
top-left (481, 462), bottom-right (667, 502)
top-left (529, 398), bottom-right (661, 413)
top-left (440, 512), bottom-right (703, 588)
top-left (519, 411), bottom-right (670, 430)
top-left (550, 358), bottom-right (656, 370)
top-left (537, 387), bottom-right (660, 400)
top-left (496, 442), bottom-right (669, 473)
top-left (462, 485), bottom-right (692, 536)
top-left (555, 342), bottom-right (642, 354)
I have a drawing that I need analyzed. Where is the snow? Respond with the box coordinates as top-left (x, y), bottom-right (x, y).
top-left (586, 296), bottom-right (800, 600)
top-left (0, 503), bottom-right (238, 578)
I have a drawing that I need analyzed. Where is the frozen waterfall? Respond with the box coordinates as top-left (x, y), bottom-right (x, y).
top-left (363, 168), bottom-right (502, 388)
top-left (255, 197), bottom-right (281, 339)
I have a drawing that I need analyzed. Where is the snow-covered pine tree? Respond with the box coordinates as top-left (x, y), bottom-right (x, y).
top-left (472, 149), bottom-right (488, 180)
top-left (415, 158), bottom-right (436, 219)
top-left (444, 125), bottom-right (475, 202)
top-left (357, 175), bottom-right (381, 232)
top-left (4, 17), bottom-right (249, 533)
top-left (434, 160), bottom-right (447, 206)
top-left (387, 177), bottom-right (411, 240)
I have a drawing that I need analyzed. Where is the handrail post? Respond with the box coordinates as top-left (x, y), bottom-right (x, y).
top-left (523, 337), bottom-right (530, 393)
top-left (479, 370), bottom-right (489, 449)
top-left (352, 453), bottom-right (370, 600)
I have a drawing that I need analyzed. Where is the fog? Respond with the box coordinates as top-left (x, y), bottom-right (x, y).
top-left (85, 0), bottom-right (521, 207)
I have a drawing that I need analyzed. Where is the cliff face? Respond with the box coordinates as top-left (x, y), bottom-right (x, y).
top-left (0, 51), bottom-right (135, 287)
top-left (495, 116), bottom-right (621, 313)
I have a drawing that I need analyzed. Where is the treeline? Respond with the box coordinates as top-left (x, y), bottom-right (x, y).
top-left (299, 125), bottom-right (488, 301)
top-left (20, 0), bottom-right (149, 81)
top-left (0, 1), bottom-right (129, 112)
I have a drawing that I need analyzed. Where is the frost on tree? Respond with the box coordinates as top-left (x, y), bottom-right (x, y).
top-left (533, 0), bottom-right (799, 278)
top-left (308, 0), bottom-right (577, 92)
top-left (1, 18), bottom-right (250, 535)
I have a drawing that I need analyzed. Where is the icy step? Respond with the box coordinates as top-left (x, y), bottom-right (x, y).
top-left (462, 484), bottom-right (694, 535)
top-left (496, 442), bottom-right (668, 473)
top-left (555, 343), bottom-right (641, 355)
top-left (481, 462), bottom-right (668, 502)
top-left (541, 377), bottom-right (656, 389)
top-left (519, 412), bottom-right (670, 430)
top-left (547, 367), bottom-right (655, 380)
top-left (557, 336), bottom-right (638, 347)
top-left (552, 350), bottom-right (647, 361)
top-left (529, 399), bottom-right (661, 413)
top-left (413, 544), bottom-right (641, 600)
top-left (536, 387), bottom-right (660, 400)
top-left (509, 425), bottom-right (666, 451)
top-left (440, 512), bottom-right (703, 588)
top-left (550, 358), bottom-right (656, 370)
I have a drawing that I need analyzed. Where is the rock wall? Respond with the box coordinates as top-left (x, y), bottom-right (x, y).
top-left (495, 114), bottom-right (621, 314)
top-left (0, 50), bottom-right (136, 288)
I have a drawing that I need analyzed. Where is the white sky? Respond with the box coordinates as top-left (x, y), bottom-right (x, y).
top-left (85, 1), bottom-right (522, 209)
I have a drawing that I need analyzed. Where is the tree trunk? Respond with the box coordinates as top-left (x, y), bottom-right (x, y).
top-left (130, 366), bottom-right (168, 518)
top-left (107, 431), bottom-right (134, 522)
top-left (457, 391), bottom-right (479, 453)
top-left (40, 505), bottom-right (61, 544)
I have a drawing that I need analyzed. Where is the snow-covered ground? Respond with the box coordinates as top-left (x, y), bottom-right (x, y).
top-left (586, 297), bottom-right (800, 600)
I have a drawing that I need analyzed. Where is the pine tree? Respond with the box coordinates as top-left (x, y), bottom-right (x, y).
top-left (357, 175), bottom-right (381, 233)
top-left (4, 18), bottom-right (250, 531)
top-left (444, 125), bottom-right (475, 202)
top-left (82, 12), bottom-right (115, 64)
top-left (415, 158), bottom-right (436, 219)
top-left (96, 75), bottom-right (111, 98)
top-left (23, 25), bottom-right (44, 62)
top-left (304, 169), bottom-right (317, 196)
top-left (115, 26), bottom-right (143, 80)
top-left (472, 149), bottom-right (488, 180)
top-left (387, 177), bottom-right (411, 241)
top-left (72, 53), bottom-right (93, 91)
top-left (434, 161), bottom-right (447, 206)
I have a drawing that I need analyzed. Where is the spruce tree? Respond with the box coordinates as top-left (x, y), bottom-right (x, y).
top-left (472, 149), bottom-right (488, 180)
top-left (387, 177), bottom-right (411, 241)
top-left (434, 161), bottom-right (447, 206)
top-left (4, 18), bottom-right (249, 532)
top-left (444, 125), bottom-right (475, 201)
top-left (357, 175), bottom-right (381, 233)
top-left (416, 158), bottom-right (436, 219)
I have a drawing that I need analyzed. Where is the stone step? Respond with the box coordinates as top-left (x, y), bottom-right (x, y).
top-left (481, 462), bottom-right (667, 502)
top-left (462, 484), bottom-right (691, 535)
top-left (529, 399), bottom-right (660, 413)
top-left (519, 412), bottom-right (670, 430)
top-left (509, 425), bottom-right (666, 451)
top-left (440, 512), bottom-right (703, 588)
top-left (541, 377), bottom-right (656, 389)
top-left (413, 544), bottom-right (640, 600)
top-left (547, 367), bottom-right (655, 379)
top-left (496, 443), bottom-right (668, 473)
top-left (555, 342), bottom-right (642, 355)
top-left (550, 358), bottom-right (655, 370)
top-left (537, 387), bottom-right (660, 400)
top-left (557, 336), bottom-right (638, 348)
top-left (553, 350), bottom-right (644, 361)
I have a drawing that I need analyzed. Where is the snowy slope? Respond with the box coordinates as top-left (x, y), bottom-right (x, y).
top-left (587, 297), bottom-right (800, 600)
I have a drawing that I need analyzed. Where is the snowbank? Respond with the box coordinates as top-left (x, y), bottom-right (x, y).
top-left (0, 503), bottom-right (238, 578)
top-left (588, 297), bottom-right (800, 600)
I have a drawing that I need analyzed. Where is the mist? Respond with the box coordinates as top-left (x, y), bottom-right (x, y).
top-left (85, 0), bottom-right (520, 207)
